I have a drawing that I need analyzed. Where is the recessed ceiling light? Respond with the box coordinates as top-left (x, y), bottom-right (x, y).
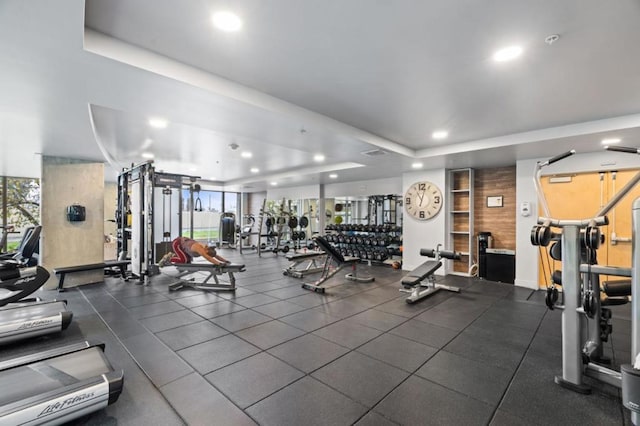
top-left (241, 151), bottom-right (252, 158)
top-left (329, 174), bottom-right (338, 179)
top-left (493, 46), bottom-right (523, 62)
top-left (209, 176), bottom-right (217, 180)
top-left (432, 130), bottom-right (448, 140)
top-left (189, 167), bottom-right (197, 172)
top-left (212, 11), bottom-right (242, 32)
top-left (270, 182), bottom-right (278, 186)
top-left (601, 138), bottom-right (621, 145)
top-left (250, 167), bottom-right (259, 173)
top-left (313, 154), bottom-right (325, 162)
top-left (141, 152), bottom-right (154, 159)
top-left (141, 138), bottom-right (153, 149)
top-left (148, 118), bottom-right (168, 129)
top-left (412, 162), bottom-right (423, 169)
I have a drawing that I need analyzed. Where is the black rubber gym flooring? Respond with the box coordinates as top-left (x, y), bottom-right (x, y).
top-left (0, 250), bottom-right (632, 425)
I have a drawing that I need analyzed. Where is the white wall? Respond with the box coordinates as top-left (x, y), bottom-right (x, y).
top-left (325, 177), bottom-right (401, 198)
top-left (402, 169), bottom-right (448, 272)
top-left (267, 185), bottom-right (319, 201)
top-left (515, 158), bottom-right (541, 289)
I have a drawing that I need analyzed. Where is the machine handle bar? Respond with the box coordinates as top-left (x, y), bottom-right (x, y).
top-left (420, 248), bottom-right (461, 260)
top-left (605, 145), bottom-right (640, 154)
top-left (537, 216), bottom-right (608, 228)
top-left (543, 150), bottom-right (576, 166)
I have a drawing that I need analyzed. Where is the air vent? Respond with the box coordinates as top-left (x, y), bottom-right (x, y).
top-left (361, 149), bottom-right (387, 157)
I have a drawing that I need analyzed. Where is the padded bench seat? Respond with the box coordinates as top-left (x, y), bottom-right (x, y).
top-left (54, 260), bottom-right (130, 291)
top-left (402, 260), bottom-right (442, 287)
top-left (173, 262), bottom-right (245, 273)
top-left (285, 250), bottom-right (325, 261)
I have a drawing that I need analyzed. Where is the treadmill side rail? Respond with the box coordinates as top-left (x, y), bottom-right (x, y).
top-left (0, 301), bottom-right (73, 345)
top-left (0, 341), bottom-right (95, 370)
top-left (0, 343), bottom-right (124, 426)
top-left (0, 378), bottom-right (110, 426)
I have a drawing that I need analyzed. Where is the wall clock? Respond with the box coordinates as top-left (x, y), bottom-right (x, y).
top-left (404, 181), bottom-right (443, 220)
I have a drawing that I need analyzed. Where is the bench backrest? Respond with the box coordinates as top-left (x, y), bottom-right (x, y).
top-left (315, 236), bottom-right (346, 263)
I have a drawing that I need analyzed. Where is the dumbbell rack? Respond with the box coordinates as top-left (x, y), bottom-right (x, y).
top-left (323, 224), bottom-right (402, 264)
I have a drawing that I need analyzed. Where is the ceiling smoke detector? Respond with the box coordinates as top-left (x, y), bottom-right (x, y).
top-left (229, 143), bottom-right (239, 150)
top-left (545, 34), bottom-right (560, 45)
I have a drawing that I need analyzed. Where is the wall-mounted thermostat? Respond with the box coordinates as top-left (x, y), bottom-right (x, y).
top-left (520, 202), bottom-right (531, 217)
top-left (67, 204), bottom-right (86, 222)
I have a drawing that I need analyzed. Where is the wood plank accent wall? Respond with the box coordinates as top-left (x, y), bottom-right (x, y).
top-left (473, 167), bottom-right (516, 257)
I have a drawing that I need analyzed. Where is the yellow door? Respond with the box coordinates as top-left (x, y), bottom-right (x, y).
top-left (537, 170), bottom-right (640, 288)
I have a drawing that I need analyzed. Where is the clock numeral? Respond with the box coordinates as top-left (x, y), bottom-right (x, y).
top-left (434, 196), bottom-right (440, 204)
top-left (419, 211), bottom-right (425, 219)
top-left (418, 183), bottom-right (426, 191)
top-left (405, 197), bottom-right (411, 205)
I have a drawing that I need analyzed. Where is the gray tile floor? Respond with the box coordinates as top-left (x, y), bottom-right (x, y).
top-left (1, 249), bottom-right (633, 425)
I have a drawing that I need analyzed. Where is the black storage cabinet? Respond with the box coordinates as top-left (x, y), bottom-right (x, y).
top-left (485, 248), bottom-right (515, 284)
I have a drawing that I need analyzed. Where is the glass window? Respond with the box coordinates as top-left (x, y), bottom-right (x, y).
top-left (223, 192), bottom-right (239, 216)
top-left (1, 177), bottom-right (40, 252)
top-left (181, 189), bottom-right (222, 244)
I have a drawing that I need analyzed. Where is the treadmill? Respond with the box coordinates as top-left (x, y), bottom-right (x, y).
top-left (0, 264), bottom-right (73, 345)
top-left (0, 300), bottom-right (72, 345)
top-left (0, 341), bottom-right (124, 425)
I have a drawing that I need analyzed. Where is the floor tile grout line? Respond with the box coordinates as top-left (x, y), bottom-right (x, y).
top-left (102, 262), bottom-right (530, 424)
top-left (358, 290), bottom-right (515, 423)
top-left (77, 286), bottom-right (193, 426)
top-left (485, 300), bottom-right (550, 425)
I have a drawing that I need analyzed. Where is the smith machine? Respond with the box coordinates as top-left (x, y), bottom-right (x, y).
top-left (117, 161), bottom-right (200, 282)
top-left (531, 146), bottom-right (640, 423)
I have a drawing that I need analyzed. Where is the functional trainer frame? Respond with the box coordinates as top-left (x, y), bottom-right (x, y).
top-left (531, 146), bottom-right (640, 423)
top-left (117, 162), bottom-right (199, 282)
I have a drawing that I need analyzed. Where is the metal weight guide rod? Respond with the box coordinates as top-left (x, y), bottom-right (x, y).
top-left (531, 146), bottom-right (640, 424)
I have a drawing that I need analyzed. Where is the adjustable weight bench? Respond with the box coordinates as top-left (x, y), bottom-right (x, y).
top-left (283, 250), bottom-right (326, 278)
top-left (302, 236), bottom-right (374, 294)
top-left (401, 245), bottom-right (461, 304)
top-left (167, 262), bottom-right (245, 292)
top-left (54, 260), bottom-right (130, 291)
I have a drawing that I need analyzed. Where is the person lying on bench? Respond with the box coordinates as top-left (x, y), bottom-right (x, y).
top-left (159, 237), bottom-right (230, 267)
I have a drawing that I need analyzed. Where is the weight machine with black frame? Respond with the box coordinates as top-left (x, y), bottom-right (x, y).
top-left (116, 161), bottom-right (199, 282)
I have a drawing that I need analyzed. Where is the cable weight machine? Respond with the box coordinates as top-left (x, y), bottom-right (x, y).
top-left (531, 146), bottom-right (640, 424)
top-left (117, 161), bottom-right (199, 282)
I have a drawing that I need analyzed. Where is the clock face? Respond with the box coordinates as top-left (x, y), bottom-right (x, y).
top-left (404, 181), bottom-right (443, 220)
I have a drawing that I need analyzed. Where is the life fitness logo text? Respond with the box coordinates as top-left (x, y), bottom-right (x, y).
top-left (38, 392), bottom-right (95, 417)
top-left (17, 318), bottom-right (54, 330)
top-left (14, 276), bottom-right (37, 285)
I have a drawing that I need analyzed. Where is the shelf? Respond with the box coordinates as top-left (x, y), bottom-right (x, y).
top-left (449, 168), bottom-right (474, 275)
